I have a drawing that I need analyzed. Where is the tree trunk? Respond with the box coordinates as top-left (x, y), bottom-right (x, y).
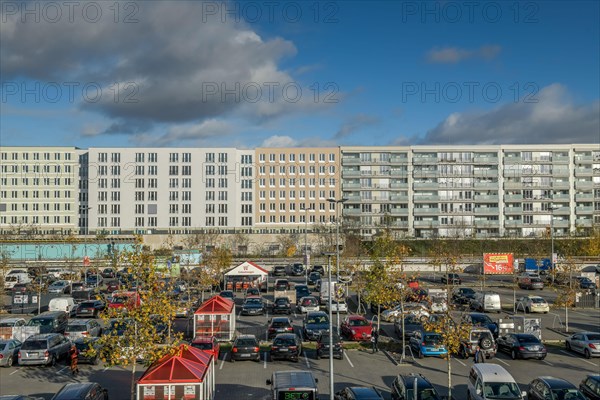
top-left (130, 359), bottom-right (137, 400)
top-left (447, 355), bottom-right (452, 399)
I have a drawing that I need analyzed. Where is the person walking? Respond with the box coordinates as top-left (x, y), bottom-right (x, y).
top-left (371, 329), bottom-right (379, 353)
top-left (474, 345), bottom-right (484, 364)
top-left (69, 344), bottom-right (80, 375)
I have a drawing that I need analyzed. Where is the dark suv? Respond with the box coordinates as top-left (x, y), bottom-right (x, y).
top-left (459, 327), bottom-right (497, 360)
top-left (391, 373), bottom-right (444, 400)
top-left (316, 331), bottom-right (343, 360)
top-left (267, 317), bottom-right (294, 339)
top-left (25, 311), bottom-right (68, 334)
top-left (271, 297), bottom-right (292, 315)
top-left (272, 266), bottom-right (287, 277)
top-left (18, 333), bottom-right (71, 366)
top-left (231, 335), bottom-right (260, 362)
top-left (51, 383), bottom-right (109, 400)
top-left (303, 311), bottom-right (330, 341)
top-left (270, 333), bottom-right (302, 362)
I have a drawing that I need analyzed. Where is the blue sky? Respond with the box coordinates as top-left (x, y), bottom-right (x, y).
top-left (1, 1), bottom-right (598, 148)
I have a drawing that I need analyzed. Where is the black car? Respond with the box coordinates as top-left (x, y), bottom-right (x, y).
top-left (334, 386), bottom-right (384, 400)
top-left (0, 396), bottom-right (44, 400)
top-left (51, 383), bottom-right (108, 400)
top-left (316, 331), bottom-right (343, 360)
top-left (267, 317), bottom-right (294, 339)
top-left (311, 265), bottom-right (325, 275)
top-left (576, 277), bottom-right (597, 290)
top-left (231, 335), bottom-right (260, 362)
top-left (270, 333), bottom-right (302, 362)
top-left (497, 333), bottom-right (547, 360)
top-left (219, 290), bottom-right (235, 300)
top-left (274, 279), bottom-right (290, 291)
top-left (303, 311), bottom-right (330, 341)
top-left (74, 337), bottom-right (102, 365)
top-left (75, 300), bottom-right (106, 318)
top-left (241, 298), bottom-right (266, 316)
top-left (291, 263), bottom-right (305, 276)
top-left (441, 273), bottom-right (461, 285)
top-left (272, 297), bottom-right (292, 315)
top-left (528, 376), bottom-right (587, 400)
top-left (579, 374), bottom-right (600, 400)
top-left (295, 284), bottom-right (311, 304)
top-left (308, 272), bottom-right (321, 286)
top-left (394, 315), bottom-right (424, 339)
top-left (272, 266), bottom-right (287, 277)
top-left (391, 373), bottom-right (443, 400)
top-left (463, 313), bottom-right (499, 338)
top-left (452, 287), bottom-right (476, 304)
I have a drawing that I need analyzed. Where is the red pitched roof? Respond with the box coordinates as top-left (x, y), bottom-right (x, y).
top-left (244, 261), bottom-right (268, 274)
top-left (193, 295), bottom-right (234, 314)
top-left (138, 345), bottom-right (212, 384)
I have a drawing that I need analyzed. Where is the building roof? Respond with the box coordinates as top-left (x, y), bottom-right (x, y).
top-left (194, 295), bottom-right (234, 315)
top-left (224, 261), bottom-right (268, 276)
top-left (138, 344), bottom-right (212, 384)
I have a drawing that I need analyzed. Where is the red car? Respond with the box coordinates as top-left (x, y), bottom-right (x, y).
top-left (190, 336), bottom-right (220, 362)
top-left (340, 315), bottom-right (372, 341)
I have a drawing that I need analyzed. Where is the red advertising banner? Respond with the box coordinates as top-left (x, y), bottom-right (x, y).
top-left (483, 253), bottom-right (514, 275)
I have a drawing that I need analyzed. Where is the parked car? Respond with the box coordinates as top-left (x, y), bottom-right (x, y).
top-left (410, 331), bottom-right (448, 359)
top-left (308, 272), bottom-right (321, 286)
top-left (497, 333), bottom-right (547, 360)
top-left (467, 364), bottom-right (526, 400)
top-left (51, 383), bottom-right (109, 400)
top-left (311, 265), bottom-right (325, 275)
top-left (291, 263), bottom-right (305, 276)
top-left (452, 287), bottom-right (476, 305)
top-left (99, 279), bottom-right (121, 294)
top-left (272, 266), bottom-right (287, 277)
top-left (0, 396), bottom-right (44, 400)
top-left (518, 275), bottom-right (545, 290)
top-left (316, 331), bottom-right (343, 360)
top-left (326, 300), bottom-right (348, 313)
top-left (381, 303), bottom-right (430, 322)
top-left (340, 315), bottom-right (372, 342)
top-left (390, 373), bottom-right (444, 400)
top-left (294, 285), bottom-right (311, 304)
top-left (25, 311), bottom-right (68, 334)
top-left (174, 300), bottom-right (193, 319)
top-left (48, 280), bottom-right (72, 294)
top-left (394, 315), bottom-right (424, 339)
top-left (10, 283), bottom-right (28, 294)
top-left (575, 277), bottom-right (597, 290)
top-left (75, 300), bottom-right (105, 318)
top-left (85, 275), bottom-right (102, 287)
top-left (303, 311), bottom-right (330, 341)
top-left (470, 292), bottom-right (502, 313)
top-left (441, 273), bottom-right (461, 285)
top-left (18, 333), bottom-right (71, 366)
top-left (298, 296), bottom-right (320, 313)
top-left (566, 332), bottom-right (600, 358)
top-left (334, 386), bottom-right (384, 400)
top-left (65, 319), bottom-right (103, 340)
top-left (462, 313), bottom-right (499, 338)
top-left (241, 297), bottom-right (266, 316)
top-left (515, 295), bottom-right (550, 314)
top-left (527, 376), bottom-right (587, 400)
top-left (107, 291), bottom-right (141, 311)
top-left (219, 290), bottom-right (235, 300)
top-left (190, 336), bottom-right (220, 361)
top-left (0, 339), bottom-right (22, 367)
top-left (74, 337), bottom-right (102, 365)
top-left (71, 282), bottom-right (86, 292)
top-left (271, 297), bottom-right (292, 315)
top-left (274, 279), bottom-right (290, 291)
top-left (100, 268), bottom-right (116, 279)
top-left (270, 333), bottom-right (302, 362)
top-left (0, 318), bottom-right (26, 328)
top-left (244, 287), bottom-right (260, 298)
top-left (579, 374), bottom-right (600, 400)
top-left (267, 317), bottom-right (294, 339)
top-left (459, 327), bottom-right (497, 360)
top-left (48, 297), bottom-right (77, 316)
top-left (230, 335), bottom-right (260, 362)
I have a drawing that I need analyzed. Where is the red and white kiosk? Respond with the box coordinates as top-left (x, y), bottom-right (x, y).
top-left (193, 295), bottom-right (235, 341)
top-left (223, 261), bottom-right (269, 292)
top-left (137, 344), bottom-right (215, 400)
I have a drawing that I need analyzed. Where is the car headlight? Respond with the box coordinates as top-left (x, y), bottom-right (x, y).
top-left (351, 329), bottom-right (356, 335)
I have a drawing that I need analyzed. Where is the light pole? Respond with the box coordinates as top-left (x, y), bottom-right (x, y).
top-left (322, 251), bottom-right (335, 399)
top-left (301, 208), bottom-right (313, 285)
top-left (327, 198), bottom-right (347, 334)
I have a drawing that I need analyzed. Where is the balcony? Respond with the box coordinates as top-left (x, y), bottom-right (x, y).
top-left (474, 207), bottom-right (499, 214)
top-left (390, 169), bottom-right (409, 176)
top-left (390, 208), bottom-right (409, 216)
top-left (412, 156), bottom-right (438, 164)
top-left (474, 220), bottom-right (500, 227)
top-left (575, 206), bottom-right (594, 214)
top-left (473, 156), bottom-right (499, 164)
top-left (390, 156), bottom-right (409, 163)
top-left (575, 168), bottom-right (593, 176)
top-left (414, 208), bottom-right (440, 216)
top-left (343, 194), bottom-right (361, 202)
top-left (552, 155), bottom-right (570, 163)
top-left (553, 220), bottom-right (570, 228)
top-left (575, 193), bottom-right (594, 201)
top-left (552, 168), bottom-right (570, 177)
top-left (553, 206), bottom-right (571, 215)
top-left (342, 156), bottom-right (361, 165)
top-left (413, 170), bottom-right (439, 178)
top-left (343, 182), bottom-right (361, 189)
top-left (553, 181), bottom-right (571, 189)
top-left (575, 181), bottom-right (593, 190)
top-left (505, 220), bottom-right (522, 227)
top-left (341, 169), bottom-right (361, 178)
top-left (390, 221), bottom-right (409, 227)
top-left (504, 207), bottom-right (522, 214)
top-left (413, 195), bottom-right (439, 202)
top-left (575, 219), bottom-right (593, 227)
top-left (474, 169), bottom-right (499, 178)
top-left (474, 182), bottom-right (499, 189)
top-left (574, 155), bottom-right (594, 163)
top-left (345, 208), bottom-right (362, 216)
top-left (504, 194), bottom-right (523, 201)
top-left (552, 194), bottom-right (570, 200)
top-left (390, 195), bottom-right (409, 202)
top-left (474, 195), bottom-right (499, 202)
top-left (414, 220), bottom-right (439, 227)
top-left (390, 182), bottom-right (409, 189)
top-left (504, 181), bottom-right (523, 189)
top-left (503, 156), bottom-right (523, 164)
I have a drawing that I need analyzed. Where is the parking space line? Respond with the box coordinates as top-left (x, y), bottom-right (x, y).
top-left (58, 366), bottom-right (69, 373)
top-left (495, 358), bottom-right (510, 367)
top-left (9, 369), bottom-right (20, 375)
top-left (454, 358), bottom-right (467, 367)
top-left (219, 354), bottom-right (227, 370)
top-left (344, 352), bottom-right (354, 368)
top-left (543, 360), bottom-right (553, 366)
top-left (559, 350), bottom-right (599, 366)
top-left (103, 366), bottom-right (110, 372)
top-left (304, 353), bottom-right (310, 368)
top-left (263, 352), bottom-right (268, 369)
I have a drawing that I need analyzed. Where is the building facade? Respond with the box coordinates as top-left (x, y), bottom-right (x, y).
top-left (1, 144), bottom-right (598, 239)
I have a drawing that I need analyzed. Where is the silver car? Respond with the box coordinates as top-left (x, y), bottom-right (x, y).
top-left (0, 339), bottom-right (22, 367)
top-left (65, 319), bottom-right (102, 340)
top-left (48, 280), bottom-right (71, 294)
top-left (0, 318), bottom-right (26, 328)
top-left (18, 333), bottom-right (71, 366)
top-left (566, 332), bottom-right (600, 359)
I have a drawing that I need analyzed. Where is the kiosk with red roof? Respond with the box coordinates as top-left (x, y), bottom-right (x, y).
top-left (136, 344), bottom-right (215, 400)
top-left (223, 261), bottom-right (269, 291)
top-left (193, 295), bottom-right (235, 341)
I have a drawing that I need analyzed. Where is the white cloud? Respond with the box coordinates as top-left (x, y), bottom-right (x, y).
top-left (427, 45), bottom-right (501, 64)
top-left (261, 135), bottom-right (298, 147)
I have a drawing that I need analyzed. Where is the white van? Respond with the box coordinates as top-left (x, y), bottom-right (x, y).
top-left (3, 272), bottom-right (31, 289)
top-left (467, 364), bottom-right (527, 400)
top-left (471, 292), bottom-right (502, 313)
top-left (48, 297), bottom-right (77, 316)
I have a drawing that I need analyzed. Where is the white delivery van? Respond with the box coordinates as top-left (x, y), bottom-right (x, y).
top-left (3, 272), bottom-right (31, 289)
top-left (467, 364), bottom-right (526, 400)
top-left (471, 292), bottom-right (502, 313)
top-left (48, 297), bottom-right (77, 316)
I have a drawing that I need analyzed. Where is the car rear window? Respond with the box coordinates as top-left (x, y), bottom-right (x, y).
top-left (587, 334), bottom-right (600, 341)
top-left (80, 301), bottom-right (96, 307)
top-left (67, 324), bottom-right (88, 332)
top-left (27, 318), bottom-right (52, 326)
top-left (272, 320), bottom-right (289, 327)
top-left (191, 342), bottom-right (213, 350)
top-left (236, 339), bottom-right (257, 346)
top-left (349, 319), bottom-right (369, 326)
top-left (308, 316), bottom-right (327, 324)
top-left (274, 338), bottom-right (296, 346)
top-left (423, 334), bottom-right (442, 345)
top-left (22, 340), bottom-right (47, 350)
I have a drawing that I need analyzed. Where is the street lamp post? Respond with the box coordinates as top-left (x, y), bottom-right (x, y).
top-left (322, 252), bottom-right (335, 399)
top-left (327, 198), bottom-right (347, 334)
top-left (301, 208), bottom-right (313, 285)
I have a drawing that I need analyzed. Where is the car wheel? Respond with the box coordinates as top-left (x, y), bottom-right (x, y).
top-left (48, 355), bottom-right (57, 367)
top-left (5, 355), bottom-right (13, 367)
top-left (92, 356), bottom-right (98, 365)
top-left (566, 342), bottom-right (571, 351)
top-left (511, 349), bottom-right (517, 360)
top-left (585, 349), bottom-right (591, 359)
top-left (316, 353), bottom-right (321, 360)
top-left (418, 349), bottom-right (424, 359)
top-left (525, 307), bottom-right (530, 314)
top-left (539, 356), bottom-right (546, 360)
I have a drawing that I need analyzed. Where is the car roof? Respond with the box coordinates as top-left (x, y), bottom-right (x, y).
top-left (471, 364), bottom-right (515, 382)
top-left (192, 336), bottom-right (216, 343)
top-left (0, 317), bottom-right (25, 323)
top-left (348, 315), bottom-right (367, 320)
top-left (235, 334), bottom-right (257, 340)
top-left (398, 374), bottom-right (433, 388)
top-left (273, 333), bottom-right (297, 339)
top-left (69, 319), bottom-right (93, 324)
top-left (537, 377), bottom-right (577, 389)
top-left (272, 316), bottom-right (290, 322)
top-left (53, 383), bottom-right (97, 399)
top-left (307, 311), bottom-right (327, 316)
top-left (26, 333), bottom-right (58, 340)
top-left (346, 387), bottom-right (382, 398)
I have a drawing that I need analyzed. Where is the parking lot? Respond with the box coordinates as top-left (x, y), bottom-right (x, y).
top-left (1, 271), bottom-right (599, 399)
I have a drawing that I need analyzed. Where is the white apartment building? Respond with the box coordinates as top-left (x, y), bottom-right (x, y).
top-left (85, 148), bottom-right (254, 235)
top-left (341, 144), bottom-right (600, 238)
top-left (0, 146), bottom-right (80, 235)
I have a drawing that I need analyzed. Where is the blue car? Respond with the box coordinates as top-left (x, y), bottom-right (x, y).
top-left (410, 331), bottom-right (448, 358)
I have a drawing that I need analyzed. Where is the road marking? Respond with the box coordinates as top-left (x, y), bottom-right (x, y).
top-left (543, 360), bottom-right (553, 366)
top-left (455, 358), bottom-right (467, 367)
top-left (263, 352), bottom-right (268, 369)
top-left (219, 354), bottom-right (227, 370)
top-left (495, 358), bottom-right (510, 367)
top-left (559, 351), bottom-right (600, 366)
top-left (304, 353), bottom-right (310, 368)
top-left (344, 352), bottom-right (354, 368)
top-left (103, 366), bottom-right (110, 372)
top-left (9, 369), bottom-right (20, 375)
top-left (58, 366), bottom-right (69, 373)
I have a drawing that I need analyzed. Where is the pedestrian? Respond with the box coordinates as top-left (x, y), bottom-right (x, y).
top-left (474, 345), bottom-right (484, 364)
top-left (371, 329), bottom-right (379, 353)
top-left (69, 344), bottom-right (79, 375)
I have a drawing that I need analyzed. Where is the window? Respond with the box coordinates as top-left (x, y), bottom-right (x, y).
top-left (169, 153), bottom-right (179, 163)
top-left (206, 153), bottom-right (214, 162)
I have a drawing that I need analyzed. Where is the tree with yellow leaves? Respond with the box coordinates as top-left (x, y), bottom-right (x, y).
top-left (204, 246), bottom-right (233, 290)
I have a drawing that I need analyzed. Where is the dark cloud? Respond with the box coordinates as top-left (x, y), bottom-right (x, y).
top-left (334, 113), bottom-right (379, 139)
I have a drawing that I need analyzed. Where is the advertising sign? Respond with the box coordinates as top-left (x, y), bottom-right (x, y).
top-left (483, 253), bottom-right (514, 274)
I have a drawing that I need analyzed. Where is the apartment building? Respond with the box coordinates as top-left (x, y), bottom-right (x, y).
top-left (254, 147), bottom-right (342, 231)
top-left (341, 144), bottom-right (600, 238)
top-left (85, 148), bottom-right (254, 235)
top-left (0, 147), bottom-right (80, 235)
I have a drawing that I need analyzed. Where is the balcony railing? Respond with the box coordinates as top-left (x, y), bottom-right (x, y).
top-left (414, 208), bottom-right (440, 215)
top-left (414, 220), bottom-right (439, 227)
top-left (474, 207), bottom-right (499, 214)
top-left (474, 195), bottom-right (499, 202)
top-left (413, 195), bottom-right (440, 202)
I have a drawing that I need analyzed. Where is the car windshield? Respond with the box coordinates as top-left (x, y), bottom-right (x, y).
top-left (302, 298), bottom-right (316, 305)
top-left (462, 288), bottom-right (475, 295)
top-left (75, 341), bottom-right (94, 351)
top-left (530, 298), bottom-right (546, 304)
top-left (587, 334), bottom-right (600, 341)
top-left (21, 340), bottom-right (47, 350)
top-left (191, 342), bottom-right (213, 350)
top-left (471, 331), bottom-right (492, 341)
top-left (0, 321), bottom-right (17, 327)
top-left (0, 344), bottom-right (5, 351)
top-left (423, 334), bottom-right (442, 345)
top-left (472, 315), bottom-right (493, 324)
top-left (272, 320), bottom-right (289, 327)
top-left (236, 338), bottom-right (257, 346)
top-left (80, 301), bottom-right (97, 307)
top-left (483, 382), bottom-right (521, 398)
top-left (111, 296), bottom-right (129, 304)
top-left (308, 316), bottom-right (328, 324)
top-left (517, 335), bottom-right (540, 344)
top-left (27, 318), bottom-right (52, 326)
top-left (406, 388), bottom-right (438, 400)
top-left (275, 299), bottom-right (288, 305)
top-left (550, 389), bottom-right (587, 400)
top-left (246, 299), bottom-right (261, 304)
top-left (349, 318), bottom-right (369, 327)
top-left (67, 324), bottom-right (88, 332)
